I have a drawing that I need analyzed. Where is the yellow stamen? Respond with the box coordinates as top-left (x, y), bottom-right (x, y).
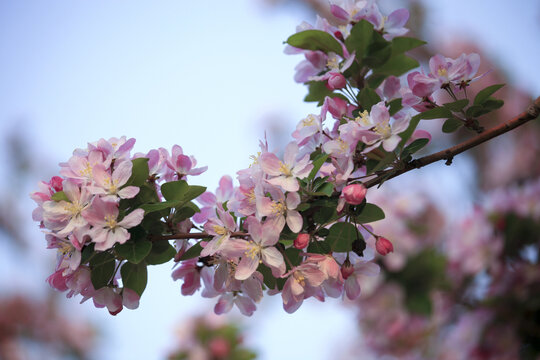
top-left (213, 225), bottom-right (228, 236)
top-left (326, 56), bottom-right (339, 70)
top-left (279, 162), bottom-right (292, 176)
top-left (247, 189), bottom-right (256, 204)
top-left (374, 122), bottom-right (392, 138)
top-left (355, 110), bottom-right (371, 126)
top-left (104, 215), bottom-right (117, 229)
top-left (293, 272), bottom-right (306, 287)
top-left (79, 163), bottom-right (92, 177)
top-left (63, 201), bottom-right (83, 216)
top-left (270, 201), bottom-right (287, 216)
top-left (301, 114), bottom-right (317, 127)
top-left (437, 68), bottom-right (448, 78)
top-left (249, 151), bottom-right (261, 167)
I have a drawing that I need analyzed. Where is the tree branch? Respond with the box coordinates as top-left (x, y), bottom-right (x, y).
top-left (152, 231), bottom-right (249, 241)
top-left (364, 96), bottom-right (540, 189)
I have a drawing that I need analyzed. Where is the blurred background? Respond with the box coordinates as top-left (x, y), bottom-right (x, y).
top-left (0, 0), bottom-right (539, 359)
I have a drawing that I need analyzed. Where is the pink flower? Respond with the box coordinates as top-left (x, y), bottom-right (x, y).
top-left (256, 185), bottom-right (303, 233)
top-left (375, 236), bottom-right (394, 256)
top-left (201, 204), bottom-right (237, 257)
top-left (281, 263), bottom-right (326, 313)
top-left (89, 161), bottom-right (140, 200)
top-left (82, 197), bottom-right (144, 251)
top-left (259, 142), bottom-right (313, 192)
top-left (234, 217), bottom-right (285, 280)
top-left (166, 145), bottom-right (208, 179)
top-left (172, 259), bottom-right (201, 295)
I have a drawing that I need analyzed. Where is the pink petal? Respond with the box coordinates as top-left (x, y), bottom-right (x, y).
top-left (118, 209), bottom-right (144, 228)
top-left (259, 153), bottom-right (282, 176)
top-left (286, 211), bottom-right (303, 233)
top-left (112, 160), bottom-right (133, 186)
top-left (235, 254), bottom-right (260, 281)
top-left (118, 186), bottom-right (140, 199)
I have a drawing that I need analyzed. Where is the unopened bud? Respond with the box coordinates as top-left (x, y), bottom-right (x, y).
top-left (327, 73), bottom-right (346, 90)
top-left (50, 176), bottom-right (63, 192)
top-left (342, 184), bottom-right (367, 205)
top-left (340, 259), bottom-right (354, 279)
top-left (375, 237), bottom-right (393, 256)
top-left (209, 337), bottom-right (230, 358)
top-left (334, 30), bottom-right (344, 42)
top-left (294, 233), bottom-right (310, 249)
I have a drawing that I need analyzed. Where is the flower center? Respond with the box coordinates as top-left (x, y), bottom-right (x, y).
top-left (374, 122), bottom-right (392, 138)
top-left (302, 114), bottom-right (317, 127)
top-left (213, 225), bottom-right (228, 236)
top-left (79, 163), bottom-right (92, 177)
top-left (355, 110), bottom-right (371, 127)
top-left (104, 214), bottom-right (117, 229)
top-left (279, 162), bottom-right (292, 176)
top-left (64, 201), bottom-right (83, 216)
top-left (437, 67), bottom-right (448, 78)
top-left (271, 201), bottom-right (287, 216)
top-left (293, 271), bottom-right (306, 287)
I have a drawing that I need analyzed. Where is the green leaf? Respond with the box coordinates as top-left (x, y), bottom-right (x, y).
top-left (258, 263), bottom-right (276, 290)
top-left (373, 54), bottom-right (419, 77)
top-left (140, 200), bottom-right (181, 214)
top-left (355, 203), bottom-right (385, 223)
top-left (304, 81), bottom-right (335, 105)
top-left (126, 158), bottom-right (149, 187)
top-left (416, 106), bottom-right (453, 120)
top-left (308, 154), bottom-right (329, 181)
top-left (284, 247), bottom-right (302, 267)
top-left (474, 84), bottom-right (505, 105)
top-left (51, 191), bottom-right (69, 202)
top-left (388, 98), bottom-right (403, 116)
top-left (121, 262), bottom-right (148, 296)
top-left (466, 98), bottom-right (504, 117)
top-left (173, 206), bottom-right (197, 222)
top-left (80, 243), bottom-right (95, 264)
top-left (443, 99), bottom-right (469, 111)
top-left (286, 30), bottom-right (343, 56)
top-left (397, 113), bottom-right (422, 150)
top-left (310, 182), bottom-right (334, 197)
top-left (366, 73), bottom-right (387, 89)
top-left (345, 20), bottom-right (373, 59)
top-left (145, 241), bottom-right (176, 265)
top-left (357, 87), bottom-right (381, 111)
top-left (368, 150), bottom-right (395, 174)
top-left (391, 37), bottom-right (426, 54)
top-left (179, 242), bottom-right (203, 261)
top-left (364, 31), bottom-right (391, 68)
top-left (313, 205), bottom-right (338, 225)
top-left (183, 185), bottom-right (206, 202)
top-left (90, 251), bottom-right (116, 290)
top-left (115, 238), bottom-right (152, 264)
top-left (442, 118), bottom-right (463, 133)
top-left (307, 239), bottom-right (331, 254)
top-left (481, 98), bottom-right (504, 111)
top-left (402, 138), bottom-right (429, 157)
top-left (161, 180), bottom-right (189, 201)
top-left (297, 203), bottom-right (310, 212)
top-left (327, 222), bottom-right (358, 252)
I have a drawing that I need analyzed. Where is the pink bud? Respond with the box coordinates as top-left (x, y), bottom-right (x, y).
top-left (50, 176), bottom-right (64, 192)
top-left (375, 237), bottom-right (393, 256)
top-left (294, 233), bottom-right (310, 249)
top-left (334, 30), bottom-right (344, 41)
top-left (340, 261), bottom-right (354, 280)
top-left (209, 337), bottom-right (230, 358)
top-left (327, 73), bottom-right (346, 90)
top-left (342, 184), bottom-right (367, 205)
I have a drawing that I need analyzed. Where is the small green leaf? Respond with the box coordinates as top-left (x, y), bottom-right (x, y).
top-left (373, 54), bottom-right (419, 77)
top-left (327, 222), bottom-right (358, 252)
top-left (345, 20), bottom-right (373, 59)
top-left (474, 84), bottom-right (505, 105)
top-left (402, 138), bottom-right (429, 157)
top-left (307, 239), bottom-right (331, 254)
top-left (184, 185), bottom-right (207, 202)
top-left (481, 98), bottom-right (504, 111)
top-left (442, 118), bottom-right (463, 133)
top-left (179, 242), bottom-right (203, 261)
top-left (284, 247), bottom-right (302, 267)
top-left (368, 151), bottom-right (395, 175)
top-left (286, 30), bottom-right (343, 56)
top-left (443, 99), bottom-right (469, 112)
top-left (391, 37), bottom-right (426, 54)
top-left (312, 205), bottom-right (338, 225)
top-left (145, 241), bottom-right (176, 265)
top-left (397, 113), bottom-right (422, 150)
top-left (80, 243), bottom-right (95, 264)
top-left (417, 106), bottom-right (453, 120)
top-left (297, 203), bottom-right (310, 212)
top-left (51, 191), bottom-right (69, 202)
top-left (304, 81), bottom-right (335, 105)
top-left (308, 154), bottom-right (329, 180)
top-left (357, 87), bottom-right (381, 111)
top-left (364, 31), bottom-right (391, 67)
top-left (90, 251), bottom-right (116, 290)
top-left (388, 98), bottom-right (403, 116)
top-left (355, 203), bottom-right (385, 223)
top-left (161, 180), bottom-right (189, 201)
top-left (311, 182), bottom-right (334, 197)
top-left (121, 262), bottom-right (148, 296)
top-left (173, 206), bottom-right (197, 222)
top-left (115, 239), bottom-right (152, 264)
top-left (126, 158), bottom-right (149, 187)
top-left (140, 200), bottom-right (181, 214)
top-left (258, 263), bottom-right (276, 290)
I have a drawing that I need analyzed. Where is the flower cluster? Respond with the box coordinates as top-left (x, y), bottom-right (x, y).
top-left (31, 0), bottom-right (510, 317)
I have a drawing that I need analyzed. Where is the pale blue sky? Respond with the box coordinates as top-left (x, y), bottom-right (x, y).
top-left (0, 0), bottom-right (538, 359)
